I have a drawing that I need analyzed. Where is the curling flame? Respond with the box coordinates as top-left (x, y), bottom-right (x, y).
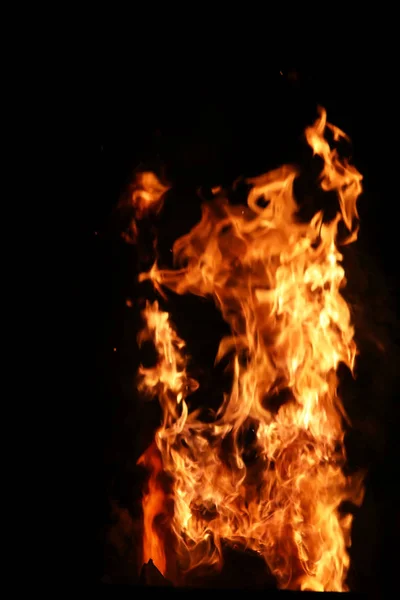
top-left (131, 171), bottom-right (170, 219)
top-left (137, 108), bottom-right (365, 590)
top-left (121, 171), bottom-right (169, 243)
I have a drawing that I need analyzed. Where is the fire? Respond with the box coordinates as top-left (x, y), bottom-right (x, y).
top-left (131, 171), bottom-right (170, 219)
top-left (120, 171), bottom-right (170, 244)
top-left (136, 107), bottom-right (365, 591)
top-left (137, 442), bottom-right (168, 575)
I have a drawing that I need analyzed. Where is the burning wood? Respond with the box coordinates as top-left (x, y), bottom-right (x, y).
top-left (139, 559), bottom-right (173, 587)
top-left (134, 107), bottom-right (365, 591)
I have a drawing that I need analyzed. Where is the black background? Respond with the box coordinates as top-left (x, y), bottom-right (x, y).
top-left (70, 59), bottom-right (399, 591)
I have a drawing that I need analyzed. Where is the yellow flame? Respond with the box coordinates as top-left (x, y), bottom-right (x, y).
top-left (137, 108), bottom-right (365, 590)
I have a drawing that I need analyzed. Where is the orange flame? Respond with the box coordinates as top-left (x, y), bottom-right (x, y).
top-left (121, 171), bottom-right (170, 244)
top-left (136, 108), bottom-right (365, 590)
top-left (131, 171), bottom-right (170, 219)
top-left (137, 443), bottom-right (168, 575)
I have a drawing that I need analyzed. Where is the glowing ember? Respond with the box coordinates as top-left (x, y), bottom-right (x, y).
top-left (136, 108), bottom-right (365, 591)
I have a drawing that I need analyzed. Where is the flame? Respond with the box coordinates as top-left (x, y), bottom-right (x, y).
top-left (131, 171), bottom-right (170, 219)
top-left (136, 108), bottom-right (365, 590)
top-left (137, 442), bottom-right (168, 575)
top-left (120, 171), bottom-right (170, 244)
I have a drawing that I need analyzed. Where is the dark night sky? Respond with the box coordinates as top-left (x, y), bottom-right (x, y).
top-left (69, 61), bottom-right (399, 590)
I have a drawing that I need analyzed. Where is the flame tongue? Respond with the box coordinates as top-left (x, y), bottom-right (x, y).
top-left (137, 107), bottom-right (365, 591)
